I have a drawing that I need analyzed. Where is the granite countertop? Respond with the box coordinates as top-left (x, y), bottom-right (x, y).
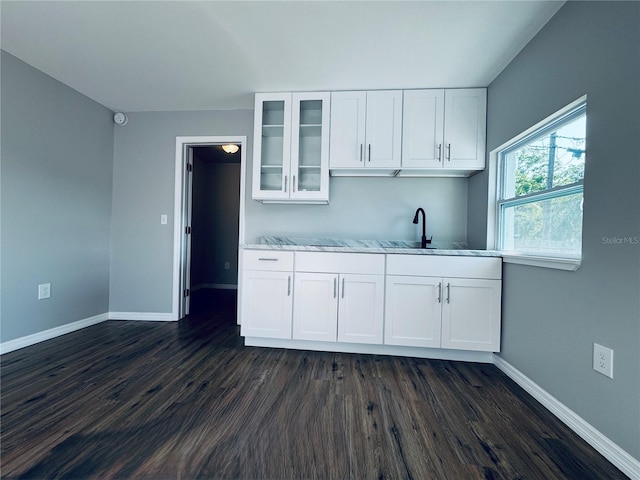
top-left (240, 237), bottom-right (501, 257)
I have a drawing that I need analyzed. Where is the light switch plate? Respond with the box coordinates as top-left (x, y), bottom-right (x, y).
top-left (38, 283), bottom-right (51, 300)
top-left (161, 214), bottom-right (168, 225)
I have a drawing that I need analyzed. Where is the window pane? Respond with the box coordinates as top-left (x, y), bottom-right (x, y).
top-left (501, 192), bottom-right (583, 256)
top-left (552, 115), bottom-right (586, 186)
top-left (502, 114), bottom-right (585, 199)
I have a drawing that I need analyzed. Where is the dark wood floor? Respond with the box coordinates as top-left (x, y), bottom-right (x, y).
top-left (1, 290), bottom-right (626, 480)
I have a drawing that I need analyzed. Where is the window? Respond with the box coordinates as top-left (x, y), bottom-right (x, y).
top-left (495, 99), bottom-right (586, 265)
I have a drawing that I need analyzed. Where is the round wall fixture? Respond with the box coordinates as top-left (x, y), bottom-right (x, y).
top-left (113, 112), bottom-right (128, 126)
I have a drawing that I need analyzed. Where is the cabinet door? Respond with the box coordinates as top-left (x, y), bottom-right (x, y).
top-left (337, 274), bottom-right (384, 344)
top-left (329, 91), bottom-right (367, 168)
top-left (384, 276), bottom-right (442, 348)
top-left (252, 93), bottom-right (292, 201)
top-left (402, 89), bottom-right (445, 169)
top-left (365, 90), bottom-right (403, 168)
top-left (290, 92), bottom-right (330, 202)
top-left (292, 272), bottom-right (338, 342)
top-left (443, 89), bottom-right (486, 170)
top-left (240, 270), bottom-right (293, 339)
top-left (441, 278), bottom-right (501, 352)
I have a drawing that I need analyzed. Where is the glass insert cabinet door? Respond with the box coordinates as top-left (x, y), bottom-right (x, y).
top-left (290, 92), bottom-right (330, 201)
top-left (253, 93), bottom-right (291, 199)
top-left (252, 92), bottom-right (330, 203)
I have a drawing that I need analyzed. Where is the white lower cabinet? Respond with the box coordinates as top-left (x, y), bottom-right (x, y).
top-left (240, 250), bottom-right (293, 339)
top-left (240, 249), bottom-right (502, 355)
top-left (292, 272), bottom-right (337, 342)
top-left (384, 275), bottom-right (442, 348)
top-left (293, 253), bottom-right (385, 344)
top-left (385, 256), bottom-right (502, 352)
top-left (441, 278), bottom-right (501, 351)
top-left (338, 274), bottom-right (385, 344)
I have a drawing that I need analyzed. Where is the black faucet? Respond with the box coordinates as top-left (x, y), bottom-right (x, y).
top-left (412, 208), bottom-right (433, 249)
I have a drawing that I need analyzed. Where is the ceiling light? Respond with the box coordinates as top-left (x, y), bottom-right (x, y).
top-left (222, 144), bottom-right (239, 154)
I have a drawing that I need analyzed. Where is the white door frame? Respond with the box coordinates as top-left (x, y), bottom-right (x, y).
top-left (172, 135), bottom-right (247, 320)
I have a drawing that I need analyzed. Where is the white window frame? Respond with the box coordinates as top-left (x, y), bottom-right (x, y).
top-left (487, 95), bottom-right (587, 271)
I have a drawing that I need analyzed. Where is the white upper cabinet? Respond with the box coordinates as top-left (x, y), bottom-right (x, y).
top-left (329, 90), bottom-right (403, 174)
top-left (401, 88), bottom-right (486, 176)
top-left (252, 93), bottom-right (291, 201)
top-left (365, 91), bottom-right (403, 168)
top-left (327, 91), bottom-right (366, 169)
top-left (401, 89), bottom-right (445, 169)
top-left (443, 89), bottom-right (487, 170)
top-left (253, 92), bottom-right (330, 203)
top-left (291, 92), bottom-right (331, 201)
top-left (253, 88), bottom-right (485, 185)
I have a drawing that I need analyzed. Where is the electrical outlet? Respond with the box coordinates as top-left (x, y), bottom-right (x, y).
top-left (160, 214), bottom-right (168, 225)
top-left (224, 262), bottom-right (230, 270)
top-left (593, 343), bottom-right (614, 378)
top-left (38, 283), bottom-right (51, 300)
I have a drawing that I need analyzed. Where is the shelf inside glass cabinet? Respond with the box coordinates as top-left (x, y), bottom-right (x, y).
top-left (260, 166), bottom-right (283, 191)
top-left (297, 166), bottom-right (321, 192)
top-left (299, 100), bottom-right (323, 125)
top-left (262, 100), bottom-right (285, 126)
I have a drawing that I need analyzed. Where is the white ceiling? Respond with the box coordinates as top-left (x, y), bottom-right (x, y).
top-left (0, 1), bottom-right (564, 112)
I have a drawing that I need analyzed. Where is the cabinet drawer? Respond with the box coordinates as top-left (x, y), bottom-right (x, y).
top-left (242, 250), bottom-right (294, 271)
top-left (386, 255), bottom-right (501, 279)
top-left (296, 252), bottom-right (385, 274)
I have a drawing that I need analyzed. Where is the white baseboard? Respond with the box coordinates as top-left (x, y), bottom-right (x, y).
top-left (245, 337), bottom-right (494, 363)
top-left (0, 312), bottom-right (109, 355)
top-left (493, 355), bottom-right (640, 480)
top-left (191, 283), bottom-right (237, 291)
top-left (109, 312), bottom-right (177, 321)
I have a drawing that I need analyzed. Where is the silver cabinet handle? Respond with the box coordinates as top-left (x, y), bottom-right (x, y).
top-left (341, 278), bottom-right (345, 298)
top-left (437, 282), bottom-right (442, 303)
top-left (258, 258), bottom-right (278, 261)
top-left (446, 144), bottom-right (451, 161)
top-left (437, 144), bottom-right (442, 162)
top-left (368, 144), bottom-right (372, 162)
top-left (288, 275), bottom-right (291, 296)
top-left (446, 283), bottom-right (451, 303)
top-left (284, 175), bottom-right (288, 192)
top-left (333, 277), bottom-right (337, 298)
top-left (293, 175), bottom-right (296, 192)
top-left (359, 144), bottom-right (363, 162)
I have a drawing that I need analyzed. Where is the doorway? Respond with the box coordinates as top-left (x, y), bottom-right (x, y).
top-left (172, 136), bottom-right (247, 320)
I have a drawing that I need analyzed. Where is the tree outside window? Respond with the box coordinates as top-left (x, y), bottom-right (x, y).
top-left (498, 104), bottom-right (586, 257)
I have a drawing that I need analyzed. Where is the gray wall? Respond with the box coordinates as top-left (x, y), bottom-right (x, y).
top-left (109, 110), bottom-right (252, 313)
top-left (245, 176), bottom-right (468, 244)
top-left (110, 108), bottom-right (468, 313)
top-left (468, 2), bottom-right (640, 457)
top-left (206, 162), bottom-right (241, 285)
top-left (1, 51), bottom-right (114, 342)
top-left (190, 156), bottom-right (209, 288)
top-left (191, 155), bottom-right (241, 288)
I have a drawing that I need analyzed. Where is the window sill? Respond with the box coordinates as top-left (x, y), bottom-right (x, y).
top-left (500, 253), bottom-right (581, 271)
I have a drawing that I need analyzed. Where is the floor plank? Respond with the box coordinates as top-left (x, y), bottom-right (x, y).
top-left (1, 290), bottom-right (627, 479)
